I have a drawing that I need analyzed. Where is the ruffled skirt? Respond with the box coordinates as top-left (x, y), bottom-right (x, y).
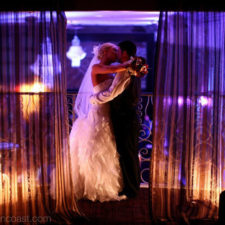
top-left (69, 105), bottom-right (124, 202)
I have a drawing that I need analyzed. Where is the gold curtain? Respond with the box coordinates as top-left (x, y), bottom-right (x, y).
top-left (0, 12), bottom-right (78, 224)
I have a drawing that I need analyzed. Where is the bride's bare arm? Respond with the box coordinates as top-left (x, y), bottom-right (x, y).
top-left (92, 61), bottom-right (132, 74)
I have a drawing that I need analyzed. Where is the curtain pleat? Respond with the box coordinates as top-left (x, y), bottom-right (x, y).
top-left (151, 12), bottom-right (225, 222)
top-left (0, 11), bottom-right (78, 224)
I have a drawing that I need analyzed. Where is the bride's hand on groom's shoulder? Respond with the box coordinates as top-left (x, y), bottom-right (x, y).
top-left (130, 56), bottom-right (149, 78)
top-left (122, 60), bottom-right (133, 68)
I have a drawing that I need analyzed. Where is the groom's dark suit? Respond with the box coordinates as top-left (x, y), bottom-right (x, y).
top-left (110, 76), bottom-right (141, 198)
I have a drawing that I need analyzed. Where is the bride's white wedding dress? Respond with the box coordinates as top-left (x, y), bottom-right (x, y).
top-left (69, 78), bottom-right (125, 202)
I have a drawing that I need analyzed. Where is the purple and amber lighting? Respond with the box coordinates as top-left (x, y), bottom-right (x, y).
top-left (198, 96), bottom-right (212, 107)
top-left (178, 96), bottom-right (184, 106)
top-left (65, 11), bottom-right (159, 26)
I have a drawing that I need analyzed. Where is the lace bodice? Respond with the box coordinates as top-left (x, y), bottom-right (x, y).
top-left (93, 79), bottom-right (113, 94)
top-left (90, 70), bottom-right (131, 105)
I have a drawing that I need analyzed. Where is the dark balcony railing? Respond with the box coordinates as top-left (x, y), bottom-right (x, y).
top-left (67, 92), bottom-right (153, 187)
top-left (0, 92), bottom-right (153, 187)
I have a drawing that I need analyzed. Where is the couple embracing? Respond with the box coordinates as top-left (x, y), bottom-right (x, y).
top-left (69, 41), bottom-right (148, 202)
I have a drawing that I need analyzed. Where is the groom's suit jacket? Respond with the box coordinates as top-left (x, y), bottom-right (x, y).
top-left (90, 71), bottom-right (141, 197)
top-left (110, 75), bottom-right (141, 197)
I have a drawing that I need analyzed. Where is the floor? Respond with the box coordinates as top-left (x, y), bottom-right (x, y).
top-left (44, 188), bottom-right (219, 225)
top-left (75, 187), bottom-right (151, 225)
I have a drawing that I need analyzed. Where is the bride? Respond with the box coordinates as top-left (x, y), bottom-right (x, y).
top-left (69, 43), bottom-right (132, 202)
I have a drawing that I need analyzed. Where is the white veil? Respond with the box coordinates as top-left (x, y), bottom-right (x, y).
top-left (74, 46), bottom-right (100, 118)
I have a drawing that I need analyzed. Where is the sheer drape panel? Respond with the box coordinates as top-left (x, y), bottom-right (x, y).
top-left (151, 12), bottom-right (225, 222)
top-left (0, 12), bottom-right (78, 224)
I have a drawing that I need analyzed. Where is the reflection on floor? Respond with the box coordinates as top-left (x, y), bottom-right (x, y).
top-left (45, 187), bottom-right (219, 225)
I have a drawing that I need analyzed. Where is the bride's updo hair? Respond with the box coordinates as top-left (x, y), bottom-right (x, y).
top-left (97, 42), bottom-right (117, 60)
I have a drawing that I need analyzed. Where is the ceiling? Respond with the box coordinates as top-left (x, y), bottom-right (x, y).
top-left (65, 11), bottom-right (160, 26)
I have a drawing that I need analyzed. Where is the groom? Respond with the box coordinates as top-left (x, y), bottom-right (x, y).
top-left (110, 41), bottom-right (141, 198)
top-left (90, 40), bottom-right (141, 198)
